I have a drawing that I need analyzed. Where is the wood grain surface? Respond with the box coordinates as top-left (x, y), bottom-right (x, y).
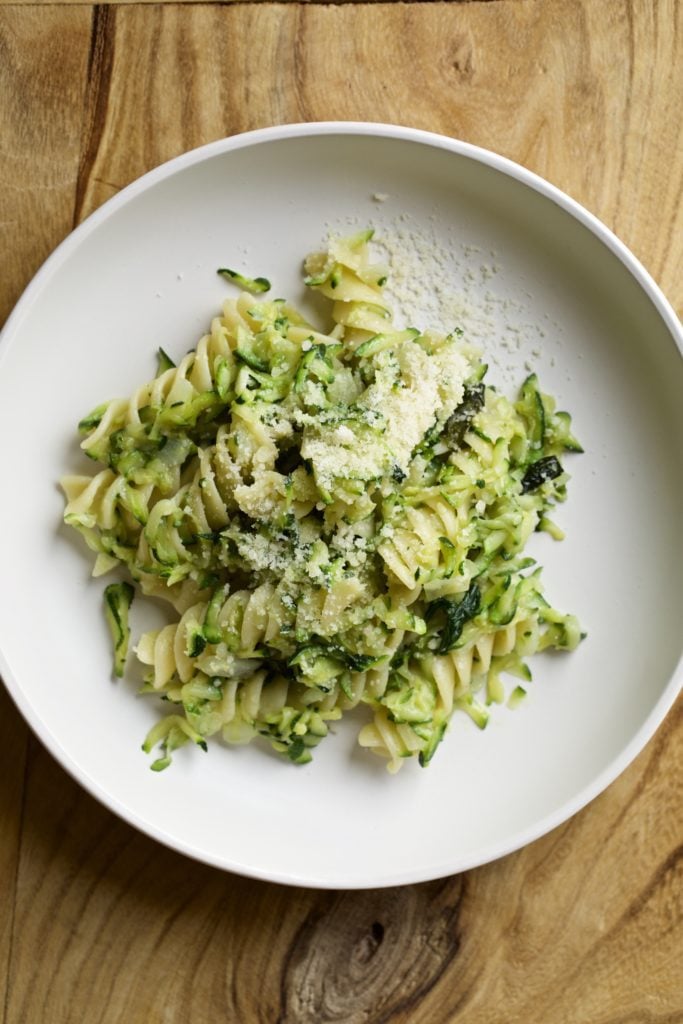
top-left (1, 2), bottom-right (682, 1022)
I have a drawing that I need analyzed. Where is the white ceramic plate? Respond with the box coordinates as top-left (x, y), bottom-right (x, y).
top-left (0, 123), bottom-right (681, 889)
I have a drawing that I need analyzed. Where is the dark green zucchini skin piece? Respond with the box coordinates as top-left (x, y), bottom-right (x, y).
top-left (442, 383), bottom-right (486, 449)
top-left (156, 347), bottom-right (176, 373)
top-left (521, 455), bottom-right (563, 493)
top-left (427, 582), bottom-right (481, 654)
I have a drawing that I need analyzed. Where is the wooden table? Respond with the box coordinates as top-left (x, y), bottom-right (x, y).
top-left (1, 2), bottom-right (681, 1021)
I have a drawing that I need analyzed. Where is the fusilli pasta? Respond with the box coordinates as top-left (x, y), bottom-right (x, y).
top-left (62, 228), bottom-right (583, 772)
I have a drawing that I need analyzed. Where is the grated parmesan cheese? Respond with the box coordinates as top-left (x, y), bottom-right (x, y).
top-left (318, 212), bottom-right (564, 391)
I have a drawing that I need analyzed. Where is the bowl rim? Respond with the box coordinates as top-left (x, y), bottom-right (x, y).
top-left (0, 121), bottom-right (681, 888)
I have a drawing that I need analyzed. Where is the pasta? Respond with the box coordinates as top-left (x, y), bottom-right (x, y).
top-left (62, 228), bottom-right (584, 772)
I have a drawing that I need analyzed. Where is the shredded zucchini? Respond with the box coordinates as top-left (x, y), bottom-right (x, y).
top-left (62, 230), bottom-right (583, 772)
top-left (103, 582), bottom-right (134, 678)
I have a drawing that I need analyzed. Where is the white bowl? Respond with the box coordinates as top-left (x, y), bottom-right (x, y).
top-left (0, 123), bottom-right (681, 888)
